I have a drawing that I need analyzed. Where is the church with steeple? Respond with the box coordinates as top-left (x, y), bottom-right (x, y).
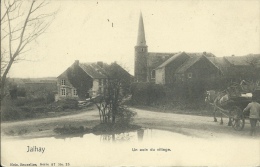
top-left (134, 13), bottom-right (148, 82)
top-left (134, 13), bottom-right (224, 84)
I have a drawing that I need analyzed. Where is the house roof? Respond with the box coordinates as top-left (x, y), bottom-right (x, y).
top-left (186, 52), bottom-right (216, 58)
top-left (156, 52), bottom-right (188, 69)
top-left (155, 52), bottom-right (216, 70)
top-left (207, 57), bottom-right (231, 75)
top-left (58, 61), bottom-right (131, 80)
top-left (224, 54), bottom-right (260, 67)
top-left (102, 62), bottom-right (132, 78)
top-left (175, 55), bottom-right (203, 73)
top-left (147, 52), bottom-right (177, 68)
top-left (79, 63), bottom-right (108, 79)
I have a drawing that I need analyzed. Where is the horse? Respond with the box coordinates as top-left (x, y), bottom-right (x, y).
top-left (205, 90), bottom-right (232, 126)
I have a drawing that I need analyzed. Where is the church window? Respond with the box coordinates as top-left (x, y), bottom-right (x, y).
top-left (151, 70), bottom-right (155, 79)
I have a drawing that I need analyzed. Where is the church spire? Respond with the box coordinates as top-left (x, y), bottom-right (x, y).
top-left (136, 12), bottom-right (146, 46)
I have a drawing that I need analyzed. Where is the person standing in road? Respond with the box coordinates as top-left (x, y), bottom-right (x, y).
top-left (243, 96), bottom-right (260, 136)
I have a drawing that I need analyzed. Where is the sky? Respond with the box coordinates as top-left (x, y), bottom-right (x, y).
top-left (5, 0), bottom-right (260, 78)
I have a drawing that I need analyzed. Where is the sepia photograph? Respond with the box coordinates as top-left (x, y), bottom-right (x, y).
top-left (1, 0), bottom-right (260, 166)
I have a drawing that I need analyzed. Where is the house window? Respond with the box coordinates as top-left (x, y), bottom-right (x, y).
top-left (73, 89), bottom-right (77, 96)
top-left (61, 79), bottom-right (65, 85)
top-left (61, 88), bottom-right (66, 96)
top-left (151, 70), bottom-right (155, 79)
top-left (188, 73), bottom-right (192, 79)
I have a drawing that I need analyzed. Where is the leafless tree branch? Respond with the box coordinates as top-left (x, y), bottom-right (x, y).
top-left (0, 0), bottom-right (57, 101)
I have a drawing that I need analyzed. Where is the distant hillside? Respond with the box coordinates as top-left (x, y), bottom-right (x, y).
top-left (7, 77), bottom-right (57, 85)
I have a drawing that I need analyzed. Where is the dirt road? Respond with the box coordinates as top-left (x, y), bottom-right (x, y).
top-left (132, 108), bottom-right (260, 138)
top-left (1, 107), bottom-right (259, 139)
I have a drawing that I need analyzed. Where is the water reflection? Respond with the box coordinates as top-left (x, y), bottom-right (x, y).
top-left (2, 128), bottom-right (259, 166)
top-left (95, 128), bottom-right (150, 143)
top-left (101, 133), bottom-right (133, 142)
top-left (137, 129), bottom-right (144, 141)
top-left (53, 128), bottom-right (146, 143)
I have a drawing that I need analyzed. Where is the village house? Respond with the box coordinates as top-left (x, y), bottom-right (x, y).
top-left (208, 54), bottom-right (260, 82)
top-left (56, 60), bottom-right (131, 100)
top-left (155, 52), bottom-right (221, 85)
top-left (134, 13), bottom-right (260, 85)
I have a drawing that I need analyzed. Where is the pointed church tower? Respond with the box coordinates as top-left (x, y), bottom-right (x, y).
top-left (135, 12), bottom-right (148, 82)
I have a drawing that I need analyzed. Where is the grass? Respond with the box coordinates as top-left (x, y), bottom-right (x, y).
top-left (1, 97), bottom-right (95, 122)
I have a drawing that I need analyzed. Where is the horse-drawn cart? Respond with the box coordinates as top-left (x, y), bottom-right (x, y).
top-left (205, 81), bottom-right (260, 131)
top-left (212, 96), bottom-right (252, 131)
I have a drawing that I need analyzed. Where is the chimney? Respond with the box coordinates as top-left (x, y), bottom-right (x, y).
top-left (97, 61), bottom-right (103, 68)
top-left (75, 60), bottom-right (79, 65)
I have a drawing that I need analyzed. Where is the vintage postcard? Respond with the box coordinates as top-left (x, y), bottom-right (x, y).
top-left (1, 0), bottom-right (260, 166)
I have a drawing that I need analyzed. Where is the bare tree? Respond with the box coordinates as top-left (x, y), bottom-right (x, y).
top-left (91, 62), bottom-right (133, 125)
top-left (0, 0), bottom-right (57, 102)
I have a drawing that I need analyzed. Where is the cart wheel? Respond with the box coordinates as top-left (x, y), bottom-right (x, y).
top-left (230, 106), bottom-right (245, 131)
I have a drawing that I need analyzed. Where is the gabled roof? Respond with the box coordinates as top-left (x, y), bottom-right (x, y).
top-left (102, 62), bottom-right (132, 78)
top-left (175, 55), bottom-right (203, 73)
top-left (147, 52), bottom-right (177, 68)
top-left (58, 61), bottom-right (131, 80)
top-left (156, 52), bottom-right (189, 69)
top-left (186, 52), bottom-right (216, 58)
top-left (79, 63), bottom-right (108, 79)
top-left (207, 57), bottom-right (231, 75)
top-left (224, 54), bottom-right (260, 66)
top-left (57, 66), bottom-right (71, 78)
top-left (154, 52), bottom-right (216, 70)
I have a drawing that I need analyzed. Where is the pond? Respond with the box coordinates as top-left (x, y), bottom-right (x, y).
top-left (1, 129), bottom-right (259, 166)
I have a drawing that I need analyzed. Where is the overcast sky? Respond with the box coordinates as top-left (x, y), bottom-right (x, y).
top-left (6, 0), bottom-right (260, 78)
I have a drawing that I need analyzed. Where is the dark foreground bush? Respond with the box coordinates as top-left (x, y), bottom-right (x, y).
top-left (1, 99), bottom-right (36, 121)
top-left (55, 99), bottom-right (79, 111)
top-left (116, 106), bottom-right (136, 124)
top-left (130, 82), bottom-right (165, 105)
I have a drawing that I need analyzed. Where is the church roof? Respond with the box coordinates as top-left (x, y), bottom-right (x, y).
top-left (136, 13), bottom-right (147, 46)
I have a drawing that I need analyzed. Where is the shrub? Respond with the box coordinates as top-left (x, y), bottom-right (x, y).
top-left (17, 88), bottom-right (26, 97)
top-left (58, 99), bottom-right (79, 110)
top-left (45, 92), bottom-right (55, 104)
top-left (130, 82), bottom-right (165, 105)
top-left (13, 97), bottom-right (45, 106)
top-left (116, 106), bottom-right (136, 125)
